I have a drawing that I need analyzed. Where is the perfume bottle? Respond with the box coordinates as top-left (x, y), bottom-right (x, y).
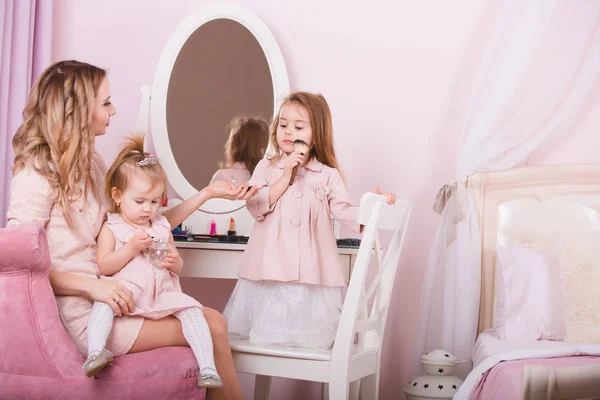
top-left (146, 239), bottom-right (172, 267)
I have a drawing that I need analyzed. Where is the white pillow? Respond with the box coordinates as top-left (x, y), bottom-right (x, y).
top-left (557, 230), bottom-right (600, 344)
top-left (495, 245), bottom-right (566, 340)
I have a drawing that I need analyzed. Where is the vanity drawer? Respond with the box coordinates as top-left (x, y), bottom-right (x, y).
top-left (178, 247), bottom-right (354, 282)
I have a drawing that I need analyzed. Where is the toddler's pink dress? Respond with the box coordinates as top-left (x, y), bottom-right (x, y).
top-left (103, 212), bottom-right (201, 319)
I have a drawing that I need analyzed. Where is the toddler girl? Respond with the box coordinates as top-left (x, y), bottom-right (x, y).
top-left (83, 135), bottom-right (221, 388)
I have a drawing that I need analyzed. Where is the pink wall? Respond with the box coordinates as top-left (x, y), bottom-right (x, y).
top-left (51, 1), bottom-right (600, 398)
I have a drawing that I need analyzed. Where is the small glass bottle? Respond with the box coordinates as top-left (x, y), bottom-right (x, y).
top-left (146, 238), bottom-right (172, 268)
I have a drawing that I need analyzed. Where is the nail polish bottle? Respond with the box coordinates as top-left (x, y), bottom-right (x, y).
top-left (210, 220), bottom-right (217, 235)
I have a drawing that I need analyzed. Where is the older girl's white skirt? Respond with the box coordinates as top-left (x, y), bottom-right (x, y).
top-left (223, 278), bottom-right (343, 349)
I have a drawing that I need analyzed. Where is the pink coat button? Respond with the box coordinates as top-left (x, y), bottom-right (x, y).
top-left (293, 192), bottom-right (303, 198)
top-left (290, 218), bottom-right (300, 228)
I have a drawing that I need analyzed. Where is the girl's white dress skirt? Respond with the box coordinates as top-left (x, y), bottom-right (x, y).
top-left (223, 278), bottom-right (343, 349)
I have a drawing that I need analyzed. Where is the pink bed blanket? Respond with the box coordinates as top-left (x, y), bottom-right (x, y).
top-left (472, 356), bottom-right (600, 399)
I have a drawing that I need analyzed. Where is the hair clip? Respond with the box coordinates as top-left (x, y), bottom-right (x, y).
top-left (135, 154), bottom-right (159, 167)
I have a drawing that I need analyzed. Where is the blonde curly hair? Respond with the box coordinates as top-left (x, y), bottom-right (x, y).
top-left (12, 60), bottom-right (107, 229)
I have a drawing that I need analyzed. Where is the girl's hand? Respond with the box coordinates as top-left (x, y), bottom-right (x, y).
top-left (206, 181), bottom-right (258, 201)
top-left (283, 151), bottom-right (305, 178)
top-left (88, 279), bottom-right (134, 316)
top-left (160, 251), bottom-right (181, 271)
top-left (375, 187), bottom-right (396, 204)
top-left (127, 232), bottom-right (153, 253)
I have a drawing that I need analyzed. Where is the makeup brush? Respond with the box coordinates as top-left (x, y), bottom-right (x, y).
top-left (289, 139), bottom-right (310, 185)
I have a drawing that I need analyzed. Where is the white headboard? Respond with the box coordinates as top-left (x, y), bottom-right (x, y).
top-left (469, 164), bottom-right (600, 334)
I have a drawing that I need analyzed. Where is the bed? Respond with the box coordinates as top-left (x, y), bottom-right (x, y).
top-left (453, 164), bottom-right (600, 400)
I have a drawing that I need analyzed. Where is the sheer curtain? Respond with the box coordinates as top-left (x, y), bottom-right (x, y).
top-left (0, 0), bottom-right (53, 227)
top-left (415, 0), bottom-right (600, 376)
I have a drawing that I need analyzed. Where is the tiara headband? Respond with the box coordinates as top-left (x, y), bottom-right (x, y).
top-left (135, 154), bottom-right (159, 167)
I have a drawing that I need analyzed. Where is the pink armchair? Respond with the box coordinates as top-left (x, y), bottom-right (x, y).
top-left (0, 223), bottom-right (205, 399)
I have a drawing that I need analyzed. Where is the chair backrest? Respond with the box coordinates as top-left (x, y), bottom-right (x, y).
top-left (331, 193), bottom-right (412, 368)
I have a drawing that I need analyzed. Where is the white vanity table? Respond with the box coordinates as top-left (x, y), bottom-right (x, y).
top-left (176, 241), bottom-right (358, 282)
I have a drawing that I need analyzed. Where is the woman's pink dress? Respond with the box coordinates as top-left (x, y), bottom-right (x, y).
top-left (7, 153), bottom-right (143, 356)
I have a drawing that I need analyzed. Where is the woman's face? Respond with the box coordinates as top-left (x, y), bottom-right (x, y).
top-left (91, 78), bottom-right (116, 136)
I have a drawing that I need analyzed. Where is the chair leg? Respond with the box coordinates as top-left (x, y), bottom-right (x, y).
top-left (329, 377), bottom-right (349, 400)
top-left (359, 373), bottom-right (378, 400)
top-left (349, 380), bottom-right (360, 400)
top-left (254, 375), bottom-right (272, 400)
top-left (322, 383), bottom-right (329, 400)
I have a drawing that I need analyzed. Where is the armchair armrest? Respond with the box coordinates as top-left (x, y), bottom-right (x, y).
top-left (0, 223), bottom-right (50, 275)
top-left (0, 223), bottom-right (86, 378)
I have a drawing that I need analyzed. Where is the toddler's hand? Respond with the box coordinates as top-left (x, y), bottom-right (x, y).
top-left (128, 232), bottom-right (153, 253)
top-left (283, 151), bottom-right (305, 178)
top-left (161, 250), bottom-right (181, 271)
top-left (375, 187), bottom-right (396, 204)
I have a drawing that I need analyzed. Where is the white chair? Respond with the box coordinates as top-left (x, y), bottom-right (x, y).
top-left (230, 192), bottom-right (412, 400)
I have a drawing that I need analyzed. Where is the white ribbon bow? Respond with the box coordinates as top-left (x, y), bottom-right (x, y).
top-left (433, 182), bottom-right (468, 224)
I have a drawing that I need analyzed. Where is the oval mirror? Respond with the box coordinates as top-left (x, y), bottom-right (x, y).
top-left (151, 3), bottom-right (289, 214)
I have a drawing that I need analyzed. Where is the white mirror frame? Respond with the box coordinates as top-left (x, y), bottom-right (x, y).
top-left (150, 3), bottom-right (289, 213)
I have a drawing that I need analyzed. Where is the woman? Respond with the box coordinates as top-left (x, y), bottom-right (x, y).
top-left (7, 60), bottom-right (255, 400)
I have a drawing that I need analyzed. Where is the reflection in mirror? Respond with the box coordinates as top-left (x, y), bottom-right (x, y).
top-left (166, 18), bottom-right (274, 191)
top-left (209, 116), bottom-right (269, 186)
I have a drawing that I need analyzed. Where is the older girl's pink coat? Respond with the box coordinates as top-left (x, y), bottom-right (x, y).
top-left (241, 157), bottom-right (360, 287)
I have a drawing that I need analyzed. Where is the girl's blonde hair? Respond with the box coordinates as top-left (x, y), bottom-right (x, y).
top-left (12, 60), bottom-right (107, 229)
top-left (220, 116), bottom-right (269, 174)
top-left (268, 92), bottom-right (339, 170)
top-left (105, 135), bottom-right (167, 213)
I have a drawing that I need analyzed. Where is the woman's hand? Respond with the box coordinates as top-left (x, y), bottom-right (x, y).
top-left (374, 187), bottom-right (396, 204)
top-left (283, 151), bottom-right (305, 178)
top-left (87, 279), bottom-right (134, 316)
top-left (205, 180), bottom-right (258, 201)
